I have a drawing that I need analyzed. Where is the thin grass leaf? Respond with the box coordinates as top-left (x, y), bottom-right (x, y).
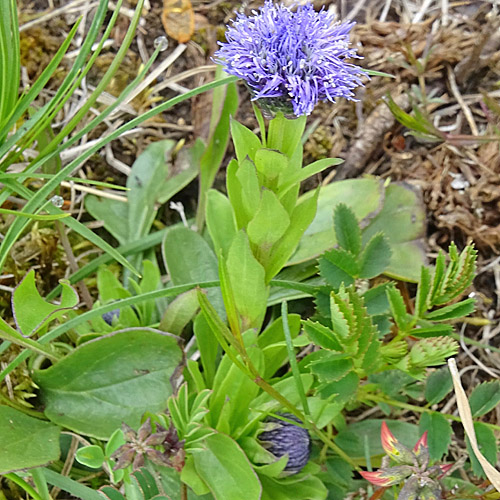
top-left (0, 172), bottom-right (129, 190)
top-left (0, 71), bottom-right (236, 275)
top-left (0, 0), bottom-right (20, 139)
top-left (0, 208), bottom-right (69, 220)
top-left (0, 19), bottom-right (81, 154)
top-left (2, 0), bottom-right (118, 162)
top-left (282, 301), bottom-right (310, 416)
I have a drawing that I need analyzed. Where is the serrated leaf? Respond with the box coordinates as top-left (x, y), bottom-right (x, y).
top-left (321, 248), bottom-right (359, 279)
top-left (425, 298), bottom-right (475, 321)
top-left (415, 266), bottom-right (431, 317)
top-left (419, 412), bottom-right (452, 461)
top-left (409, 324), bottom-right (453, 338)
top-left (318, 371), bottom-right (360, 403)
top-left (409, 337), bottom-right (458, 368)
top-left (469, 381), bottom-right (500, 417)
top-left (308, 352), bottom-right (354, 382)
top-left (361, 338), bottom-right (381, 374)
top-left (303, 320), bottom-right (343, 351)
top-left (289, 178), bottom-right (383, 266)
top-left (360, 183), bottom-right (425, 282)
top-left (432, 244), bottom-right (477, 306)
top-left (386, 285), bottom-right (410, 331)
top-left (333, 203), bottom-right (361, 255)
top-left (329, 293), bottom-right (351, 342)
top-left (359, 233), bottom-right (392, 279)
top-left (318, 252), bottom-right (355, 290)
top-left (429, 251), bottom-right (446, 304)
top-left (425, 367), bottom-right (454, 405)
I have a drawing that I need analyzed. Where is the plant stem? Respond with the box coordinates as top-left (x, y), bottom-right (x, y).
top-left (55, 221), bottom-right (93, 310)
top-left (363, 393), bottom-right (500, 432)
top-left (281, 301), bottom-right (310, 416)
top-left (180, 482), bottom-right (188, 500)
top-left (31, 468), bottom-right (52, 500)
top-left (4, 473), bottom-right (43, 500)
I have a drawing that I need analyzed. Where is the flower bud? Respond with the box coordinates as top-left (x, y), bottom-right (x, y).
top-left (258, 413), bottom-right (310, 474)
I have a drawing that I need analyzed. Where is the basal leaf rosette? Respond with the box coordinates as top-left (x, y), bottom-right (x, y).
top-left (215, 1), bottom-right (366, 117)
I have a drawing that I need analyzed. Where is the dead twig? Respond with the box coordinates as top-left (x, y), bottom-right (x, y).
top-left (334, 93), bottom-right (410, 180)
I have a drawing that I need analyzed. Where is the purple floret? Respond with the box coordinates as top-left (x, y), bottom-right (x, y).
top-left (214, 1), bottom-right (366, 116)
top-left (258, 413), bottom-right (311, 473)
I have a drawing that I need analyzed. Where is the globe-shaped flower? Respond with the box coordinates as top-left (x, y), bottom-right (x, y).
top-left (258, 413), bottom-right (311, 474)
top-left (214, 1), bottom-right (366, 117)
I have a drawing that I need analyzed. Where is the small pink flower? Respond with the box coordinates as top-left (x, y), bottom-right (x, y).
top-left (360, 470), bottom-right (395, 487)
top-left (380, 421), bottom-right (398, 456)
top-left (360, 421), bottom-right (454, 499)
top-left (380, 422), bottom-right (414, 464)
top-left (413, 430), bottom-right (428, 455)
top-left (437, 463), bottom-right (453, 479)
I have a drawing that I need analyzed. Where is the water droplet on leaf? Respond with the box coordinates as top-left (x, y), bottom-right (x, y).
top-left (50, 195), bottom-right (64, 208)
top-left (154, 36), bottom-right (169, 51)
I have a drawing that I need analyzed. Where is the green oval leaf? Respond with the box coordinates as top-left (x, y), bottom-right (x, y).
top-left (469, 381), bottom-right (500, 417)
top-left (0, 406), bottom-right (60, 473)
top-left (419, 412), bottom-right (452, 461)
top-left (333, 203), bottom-right (361, 255)
top-left (192, 433), bottom-right (262, 500)
top-left (425, 367), bottom-right (453, 405)
top-left (34, 329), bottom-right (183, 439)
top-left (75, 445), bottom-right (105, 469)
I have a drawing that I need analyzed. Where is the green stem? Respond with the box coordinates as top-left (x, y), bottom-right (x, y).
top-left (4, 473), bottom-right (43, 500)
top-left (364, 393), bottom-right (500, 432)
top-left (451, 331), bottom-right (500, 354)
top-left (31, 468), bottom-right (52, 500)
top-left (0, 317), bottom-right (60, 360)
top-left (180, 482), bottom-right (187, 500)
top-left (281, 301), bottom-right (309, 416)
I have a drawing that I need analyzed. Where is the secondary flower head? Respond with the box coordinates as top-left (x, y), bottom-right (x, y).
top-left (258, 413), bottom-right (311, 474)
top-left (214, 1), bottom-right (365, 117)
top-left (360, 422), bottom-right (457, 499)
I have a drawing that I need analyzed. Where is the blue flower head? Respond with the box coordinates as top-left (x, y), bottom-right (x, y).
top-left (214, 1), bottom-right (366, 117)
